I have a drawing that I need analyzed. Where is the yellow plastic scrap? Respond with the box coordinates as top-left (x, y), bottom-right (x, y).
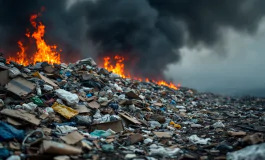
top-left (51, 102), bottom-right (78, 119)
top-left (174, 124), bottom-right (181, 129)
top-left (169, 121), bottom-right (181, 129)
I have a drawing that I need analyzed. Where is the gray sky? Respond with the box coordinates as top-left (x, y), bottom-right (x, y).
top-left (165, 18), bottom-right (265, 96)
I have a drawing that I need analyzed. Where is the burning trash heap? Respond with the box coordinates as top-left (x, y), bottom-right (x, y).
top-left (0, 52), bottom-right (265, 160)
top-left (0, 11), bottom-right (265, 160)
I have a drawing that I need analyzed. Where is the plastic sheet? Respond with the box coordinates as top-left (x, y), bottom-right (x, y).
top-left (227, 143), bottom-right (265, 160)
top-left (51, 102), bottom-right (78, 119)
top-left (55, 89), bottom-right (79, 106)
top-left (0, 122), bottom-right (24, 142)
top-left (188, 135), bottom-right (211, 145)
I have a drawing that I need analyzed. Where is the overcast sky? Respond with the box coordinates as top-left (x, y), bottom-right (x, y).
top-left (165, 18), bottom-right (265, 96)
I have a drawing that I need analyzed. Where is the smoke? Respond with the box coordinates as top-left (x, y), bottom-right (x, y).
top-left (84, 0), bottom-right (265, 78)
top-left (0, 0), bottom-right (265, 79)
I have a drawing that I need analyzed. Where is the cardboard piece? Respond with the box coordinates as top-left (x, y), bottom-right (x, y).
top-left (153, 132), bottom-right (172, 138)
top-left (60, 131), bottom-right (84, 145)
top-left (5, 77), bottom-right (36, 97)
top-left (1, 109), bottom-right (41, 125)
top-left (0, 66), bottom-right (11, 86)
top-left (74, 105), bottom-right (91, 113)
top-left (87, 96), bottom-right (96, 102)
top-left (32, 72), bottom-right (58, 87)
top-left (119, 112), bottom-right (141, 125)
top-left (153, 102), bottom-right (163, 107)
top-left (43, 65), bottom-right (55, 73)
top-left (88, 101), bottom-right (100, 109)
top-left (125, 91), bottom-right (141, 100)
top-left (126, 133), bottom-right (143, 145)
top-left (40, 140), bottom-right (82, 155)
top-left (81, 141), bottom-right (92, 150)
top-left (100, 101), bottom-right (110, 107)
top-left (6, 117), bottom-right (23, 126)
top-left (119, 99), bottom-right (133, 105)
top-left (9, 142), bottom-right (21, 150)
top-left (78, 95), bottom-right (87, 102)
top-left (89, 120), bottom-right (124, 133)
top-left (227, 131), bottom-right (246, 136)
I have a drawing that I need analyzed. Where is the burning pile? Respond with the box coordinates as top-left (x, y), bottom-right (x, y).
top-left (103, 55), bottom-right (180, 90)
top-left (7, 13), bottom-right (180, 90)
top-left (7, 13), bottom-right (61, 66)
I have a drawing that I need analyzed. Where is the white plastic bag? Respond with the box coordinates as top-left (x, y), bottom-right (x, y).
top-left (188, 135), bottom-right (211, 145)
top-left (212, 121), bottom-right (225, 128)
top-left (43, 84), bottom-right (53, 91)
top-left (150, 146), bottom-right (181, 157)
top-left (55, 89), bottom-right (79, 106)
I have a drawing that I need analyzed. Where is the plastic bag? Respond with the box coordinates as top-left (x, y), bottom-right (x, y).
top-left (0, 122), bottom-right (24, 142)
top-left (102, 143), bottom-right (114, 152)
top-left (56, 125), bottom-right (78, 134)
top-left (212, 121), bottom-right (225, 128)
top-left (144, 138), bottom-right (153, 144)
top-left (227, 143), bottom-right (265, 160)
top-left (55, 89), bottom-right (79, 106)
top-left (150, 147), bottom-right (181, 157)
top-left (109, 103), bottom-right (119, 110)
top-left (36, 85), bottom-right (42, 96)
top-left (98, 97), bottom-right (108, 103)
top-left (149, 121), bottom-right (161, 129)
top-left (0, 99), bottom-right (4, 107)
top-left (22, 102), bottom-right (38, 111)
top-left (74, 115), bottom-right (92, 125)
top-left (43, 84), bottom-right (53, 91)
top-left (114, 83), bottom-right (122, 92)
top-left (188, 135), bottom-right (211, 145)
top-left (6, 155), bottom-right (20, 160)
top-left (0, 148), bottom-right (10, 159)
top-left (90, 129), bottom-right (115, 138)
top-left (32, 96), bottom-right (43, 106)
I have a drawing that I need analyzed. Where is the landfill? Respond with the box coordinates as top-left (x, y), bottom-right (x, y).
top-left (0, 53), bottom-right (265, 160)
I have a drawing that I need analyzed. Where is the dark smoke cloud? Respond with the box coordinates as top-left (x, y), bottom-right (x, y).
top-left (0, 0), bottom-right (265, 79)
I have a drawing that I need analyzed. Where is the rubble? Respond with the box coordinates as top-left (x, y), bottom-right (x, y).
top-left (0, 55), bottom-right (264, 160)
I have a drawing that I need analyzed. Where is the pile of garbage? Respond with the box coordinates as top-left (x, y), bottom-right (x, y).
top-left (0, 53), bottom-right (265, 160)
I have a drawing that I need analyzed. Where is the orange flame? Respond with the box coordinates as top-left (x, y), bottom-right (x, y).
top-left (104, 56), bottom-right (126, 78)
top-left (7, 13), bottom-right (61, 65)
top-left (7, 41), bottom-right (29, 66)
top-left (29, 14), bottom-right (61, 64)
top-left (103, 55), bottom-right (181, 90)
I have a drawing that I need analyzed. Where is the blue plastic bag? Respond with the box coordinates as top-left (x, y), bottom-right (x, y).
top-left (0, 122), bottom-right (25, 142)
top-left (86, 93), bottom-right (93, 98)
top-left (90, 130), bottom-right (112, 138)
top-left (109, 103), bottom-right (119, 110)
top-left (0, 148), bottom-right (9, 159)
top-left (65, 71), bottom-right (71, 77)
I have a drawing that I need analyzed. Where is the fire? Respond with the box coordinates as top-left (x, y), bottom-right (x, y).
top-left (103, 55), bottom-right (181, 90)
top-left (30, 14), bottom-right (60, 64)
top-left (104, 56), bottom-right (126, 78)
top-left (7, 13), bottom-right (61, 65)
top-left (7, 41), bottom-right (29, 66)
